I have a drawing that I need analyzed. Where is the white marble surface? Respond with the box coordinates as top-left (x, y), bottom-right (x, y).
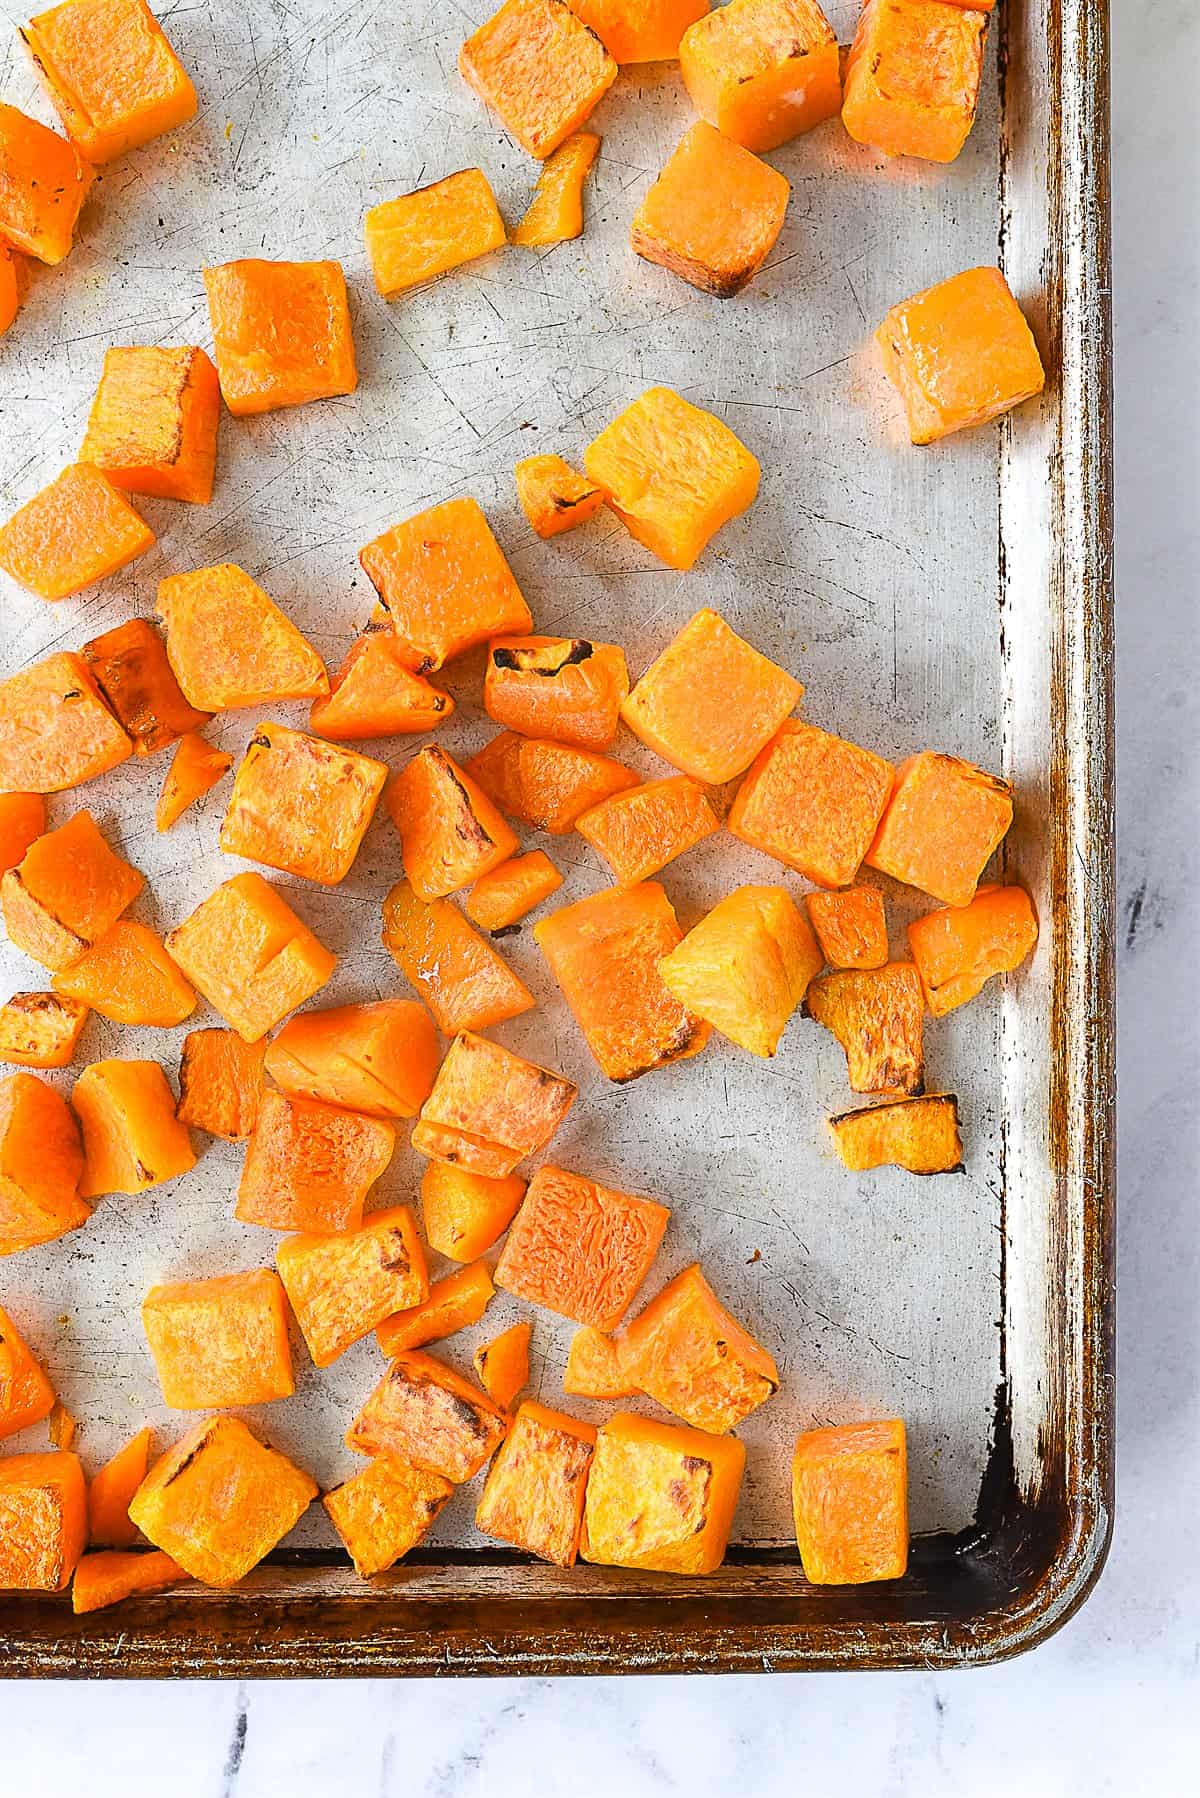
top-left (2, 0), bottom-right (1196, 1790)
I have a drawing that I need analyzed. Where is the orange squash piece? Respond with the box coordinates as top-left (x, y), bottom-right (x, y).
top-left (87, 1426), bottom-right (152, 1546)
top-left (0, 463), bottom-right (154, 601)
top-left (908, 884), bottom-right (1039, 1016)
top-left (348, 1349), bottom-right (508, 1483)
top-left (475, 1399), bottom-right (594, 1566)
top-left (0, 992), bottom-right (89, 1069)
top-left (0, 1450), bottom-right (87, 1589)
top-left (460, 0), bottom-right (617, 160)
top-left (176, 1028), bottom-right (264, 1140)
top-left (412, 1031), bottom-right (577, 1178)
top-left (466, 851), bottom-right (562, 934)
top-left (276, 1206), bottom-right (428, 1369)
top-left (0, 101), bottom-right (92, 263)
top-left (484, 635), bottom-right (627, 748)
top-left (375, 1260), bottom-right (495, 1358)
top-left (567, 0), bottom-right (707, 61)
top-left (535, 882), bottom-right (710, 1081)
top-left (155, 731), bottom-right (232, 830)
top-left (157, 563), bottom-right (328, 711)
top-left (360, 496), bottom-right (532, 675)
top-left (805, 962), bottom-right (925, 1096)
top-left (0, 652), bottom-right (132, 794)
top-left (806, 885), bottom-right (888, 971)
top-left (142, 1269), bottom-right (293, 1410)
top-left (203, 258), bottom-right (357, 415)
top-left (792, 1418), bottom-right (908, 1583)
top-left (323, 1454), bottom-right (453, 1579)
top-left (221, 723), bottom-right (386, 887)
top-left (23, 0), bottom-right (196, 163)
top-left (576, 775), bottom-right (718, 887)
top-left (0, 240), bottom-right (20, 334)
top-left (728, 719), bottom-right (894, 888)
top-left (679, 0), bottom-right (840, 152)
top-left (310, 630), bottom-right (453, 740)
top-left (237, 1090), bottom-right (395, 1235)
top-left (658, 883), bottom-right (822, 1057)
top-left (420, 1162), bottom-right (526, 1262)
top-left (3, 810), bottom-right (144, 974)
top-left (0, 1072), bottom-right (87, 1255)
top-left (473, 1321), bottom-right (531, 1410)
top-left (82, 617), bottom-right (210, 755)
top-left (622, 1264), bottom-right (778, 1432)
top-left (381, 879), bottom-right (534, 1035)
top-left (53, 920), bottom-right (197, 1027)
top-left (877, 265), bottom-right (1046, 444)
top-left (128, 1415), bottom-right (317, 1587)
top-left (0, 794), bottom-right (45, 873)
top-left (265, 999), bottom-right (438, 1121)
top-left (71, 1547), bottom-right (184, 1613)
top-left (388, 745), bottom-right (519, 901)
top-left (467, 732), bottom-right (637, 833)
top-left (632, 122), bottom-right (789, 298)
top-left (512, 132), bottom-right (599, 248)
top-left (165, 872), bottom-right (337, 1042)
top-left (581, 1412), bottom-right (744, 1574)
top-left (496, 1163), bottom-right (669, 1329)
top-left (866, 750), bottom-right (1014, 906)
top-left (0, 1304), bottom-right (56, 1441)
top-left (829, 1093), bottom-right (963, 1174)
top-left (79, 344), bottom-right (218, 503)
top-left (47, 1397), bottom-right (76, 1450)
top-left (365, 167), bottom-right (506, 297)
top-left (513, 454), bottom-right (604, 535)
top-left (563, 1324), bottom-right (636, 1399)
top-left (842, 0), bottom-right (986, 165)
top-left (73, 1058), bottom-right (196, 1199)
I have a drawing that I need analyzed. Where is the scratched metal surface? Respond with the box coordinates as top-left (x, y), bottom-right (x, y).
top-left (0, 0), bottom-right (1048, 1558)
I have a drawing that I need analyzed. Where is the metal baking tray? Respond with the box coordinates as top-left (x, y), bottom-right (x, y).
top-left (0, 0), bottom-right (1112, 1674)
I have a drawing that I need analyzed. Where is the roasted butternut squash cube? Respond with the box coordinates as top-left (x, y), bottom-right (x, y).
top-left (680, 0), bottom-right (840, 152)
top-left (474, 1320), bottom-right (531, 1410)
top-left (237, 1090), bottom-right (395, 1234)
top-left (87, 1426), bottom-right (153, 1547)
top-left (265, 999), bottom-right (438, 1121)
top-left (388, 745), bottom-right (518, 901)
top-left (577, 775), bottom-right (718, 888)
top-left (48, 1399), bottom-right (77, 1450)
top-left (23, 0), bottom-right (196, 163)
top-left (323, 1453), bottom-right (453, 1579)
top-left (129, 1415), bottom-right (316, 1587)
top-left (276, 1206), bottom-right (428, 1369)
top-left (166, 872), bottom-right (336, 1042)
top-left (460, 0), bottom-right (617, 159)
top-left (568, 0), bottom-right (706, 60)
top-left (82, 617), bottom-right (210, 755)
top-left (375, 1259), bottom-right (495, 1358)
top-left (203, 258), bottom-right (357, 415)
top-left (3, 809), bottom-right (143, 973)
top-left (155, 732), bottom-right (233, 830)
top-left (806, 885), bottom-right (888, 971)
top-left (0, 992), bottom-right (88, 1069)
top-left (485, 635), bottom-right (627, 748)
top-left (792, 1418), bottom-right (908, 1583)
top-left (0, 1450), bottom-right (86, 1589)
top-left (512, 133), bottom-right (599, 248)
top-left (908, 884), bottom-right (1038, 1016)
top-left (0, 1304), bottom-right (56, 1441)
top-left (621, 609), bottom-right (800, 784)
top-left (467, 732), bottom-right (637, 833)
top-left (360, 497), bottom-right (532, 675)
top-left (728, 719), bottom-right (894, 888)
top-left (586, 388), bottom-right (759, 570)
top-left (220, 723), bottom-right (386, 887)
top-left (53, 920), bottom-right (197, 1027)
top-left (73, 1058), bottom-right (196, 1198)
top-left (842, 0), bottom-right (986, 165)
top-left (828, 1093), bottom-right (963, 1174)
top-left (347, 1349), bottom-right (508, 1483)
top-left (0, 463), bottom-right (154, 601)
top-left (0, 1072), bottom-right (87, 1255)
top-left (0, 101), bottom-right (92, 263)
top-left (805, 962), bottom-right (925, 1096)
top-left (513, 455), bottom-right (604, 536)
top-left (412, 1031), bottom-right (577, 1179)
top-left (866, 750), bottom-right (1013, 906)
top-left (0, 794), bottom-right (44, 874)
top-left (581, 1412), bottom-right (744, 1574)
top-left (0, 652), bottom-right (132, 794)
top-left (496, 1163), bottom-right (669, 1329)
top-left (365, 167), bottom-right (506, 297)
top-left (381, 879), bottom-right (534, 1035)
top-left (535, 882), bottom-right (710, 1082)
top-left (475, 1399), bottom-right (594, 1566)
top-left (141, 1269), bottom-right (293, 1409)
top-left (632, 121), bottom-right (789, 299)
top-left (79, 344), bottom-right (219, 503)
top-left (622, 1263), bottom-right (778, 1432)
top-left (157, 563), bottom-right (328, 711)
top-left (71, 1547), bottom-right (184, 1613)
top-left (310, 631), bottom-right (453, 741)
top-left (0, 240), bottom-right (21, 333)
top-left (176, 1028), bottom-right (264, 1140)
top-left (658, 884), bottom-right (822, 1058)
top-left (466, 851), bottom-right (563, 933)
top-left (563, 1324), bottom-right (636, 1398)
top-left (420, 1162), bottom-right (526, 1262)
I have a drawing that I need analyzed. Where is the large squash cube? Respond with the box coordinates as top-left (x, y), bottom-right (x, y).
top-left (568, 0), bottom-right (706, 61)
top-left (79, 345), bottom-right (219, 504)
top-left (2, 810), bottom-right (143, 973)
top-left (310, 631), bottom-right (453, 741)
top-left (265, 999), bottom-right (438, 1120)
top-left (382, 879), bottom-right (534, 1035)
top-left (203, 259), bottom-right (357, 415)
top-left (412, 1031), bottom-right (577, 1178)
top-left (484, 635), bottom-right (626, 748)
top-left (0, 1304), bottom-right (56, 1440)
top-left (0, 992), bottom-right (89, 1069)
top-left (680, 0), bottom-right (841, 153)
top-left (581, 1412), bottom-right (744, 1574)
top-left (237, 1090), bottom-right (395, 1234)
top-left (0, 653), bottom-right (132, 794)
top-left (467, 732), bottom-right (637, 833)
top-left (805, 963), bottom-right (925, 1096)
top-left (221, 723), bottom-right (386, 887)
top-left (53, 920), bottom-right (197, 1027)
top-left (72, 1059), bottom-right (196, 1198)
top-left (388, 746), bottom-right (518, 901)
top-left (0, 463), bottom-right (154, 601)
top-left (158, 564), bottom-right (328, 712)
top-left (495, 1163), bottom-right (669, 1330)
top-left (621, 1264), bottom-right (778, 1433)
top-left (0, 101), bottom-right (92, 263)
top-left (728, 720), bottom-right (894, 889)
top-left (806, 885), bottom-right (888, 971)
top-left (142, 1269), bottom-right (293, 1409)
top-left (460, 0), bottom-right (617, 160)
top-left (475, 1399), bottom-right (595, 1567)
top-left (276, 1206), bottom-right (428, 1368)
top-left (632, 122), bottom-right (789, 299)
top-left (23, 0), bottom-right (196, 163)
top-left (374, 1260), bottom-right (495, 1358)
top-left (176, 1028), bottom-right (264, 1140)
top-left (908, 884), bottom-right (1039, 1016)
top-left (323, 1453), bottom-right (453, 1578)
top-left (420, 1163), bottom-right (526, 1262)
top-left (877, 267), bottom-right (1045, 444)
top-left (842, 0), bottom-right (986, 165)
top-left (365, 168), bottom-right (506, 297)
top-left (576, 776), bottom-right (718, 888)
top-left (0, 1451), bottom-right (87, 1589)
top-left (658, 884), bottom-right (822, 1058)
top-left (828, 1093), bottom-right (963, 1175)
top-left (347, 1350), bottom-right (508, 1483)
top-left (866, 750), bottom-right (1014, 906)
top-left (82, 618), bottom-right (210, 756)
top-left (165, 872), bottom-right (336, 1042)
top-left (0, 1072), bottom-right (87, 1255)
top-left (792, 1418), bottom-right (908, 1584)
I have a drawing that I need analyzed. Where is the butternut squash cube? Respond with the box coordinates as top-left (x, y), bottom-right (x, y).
top-left (323, 1453), bottom-right (453, 1579)
top-left (581, 1412), bottom-right (744, 1574)
top-left (165, 872), bottom-right (336, 1042)
top-left (908, 884), bottom-right (1039, 1016)
top-left (220, 723), bottom-right (386, 887)
top-left (71, 1547), bottom-right (184, 1613)
top-left (157, 563), bottom-right (328, 712)
top-left (473, 1321), bottom-right (531, 1410)
top-left (680, 0), bottom-right (840, 152)
top-left (460, 0), bottom-right (617, 160)
top-left (155, 732), bottom-right (233, 830)
top-left (265, 999), bottom-right (438, 1120)
top-left (568, 0), bottom-right (706, 61)
top-left (0, 101), bottom-right (92, 263)
top-left (141, 1269), bottom-right (294, 1409)
top-left (23, 0), bottom-right (196, 163)
top-left (375, 1259), bottom-right (495, 1358)
top-left (0, 1450), bottom-right (87, 1589)
top-left (467, 731), bottom-right (637, 833)
top-left (728, 719), bottom-right (894, 888)
top-left (496, 1163), bottom-right (669, 1329)
top-left (277, 1206), bottom-right (428, 1369)
top-left (129, 1415), bottom-right (317, 1587)
top-left (53, 920), bottom-right (197, 1027)
top-left (420, 1162), bottom-right (526, 1262)
top-left (0, 793), bottom-right (45, 874)
top-left (842, 0), bottom-right (986, 165)
top-left (237, 1089), bottom-right (395, 1235)
top-left (176, 1028), bottom-right (264, 1140)
top-left (203, 258), bottom-right (357, 415)
top-left (0, 652), bottom-right (132, 794)
top-left (73, 1059), bottom-right (196, 1198)
top-left (0, 1072), bottom-right (87, 1255)
top-left (79, 344), bottom-right (219, 503)
top-left (365, 167), bottom-right (506, 297)
top-left (87, 1426), bottom-right (153, 1546)
top-left (0, 463), bottom-right (154, 601)
top-left (82, 617), bottom-right (210, 756)
top-left (0, 240), bottom-right (20, 334)
top-left (388, 745), bottom-right (519, 901)
top-left (622, 1263), bottom-right (778, 1432)
top-left (347, 1349), bottom-right (508, 1483)
top-left (576, 775), bottom-right (718, 888)
top-left (658, 884), bottom-right (822, 1058)
top-left (632, 121), bottom-right (789, 299)
top-left (563, 1324), bottom-right (636, 1399)
top-left (3, 810), bottom-right (144, 974)
top-left (805, 962), bottom-right (925, 1096)
top-left (485, 635), bottom-right (627, 748)
top-left (828, 1093), bottom-right (963, 1174)
top-left (792, 1418), bottom-right (908, 1583)
top-left (412, 1030), bottom-right (577, 1178)
top-left (512, 132), bottom-right (599, 248)
top-left (310, 631), bottom-right (453, 741)
top-left (0, 1304), bottom-right (56, 1441)
top-left (866, 750), bottom-right (1013, 906)
top-left (513, 454), bottom-right (604, 535)
top-left (381, 879), bottom-right (534, 1035)
top-left (0, 992), bottom-right (89, 1069)
top-left (806, 885), bottom-right (888, 971)
top-left (475, 1399), bottom-right (594, 1566)
top-left (466, 851), bottom-right (563, 934)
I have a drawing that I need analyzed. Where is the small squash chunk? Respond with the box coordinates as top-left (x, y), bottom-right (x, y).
top-left (466, 851), bottom-right (562, 934)
top-left (622, 1264), bottom-right (778, 1433)
top-left (581, 1412), bottom-right (744, 1575)
top-left (585, 388), bottom-right (759, 570)
top-left (576, 775), bottom-right (718, 887)
top-left (658, 884), bottom-right (822, 1058)
top-left (806, 885), bottom-right (888, 971)
top-left (381, 879), bottom-right (534, 1035)
top-left (514, 454), bottom-right (604, 536)
top-left (805, 962), bottom-right (925, 1096)
top-left (276, 1206), bottom-right (428, 1369)
top-left (323, 1454), bottom-right (453, 1579)
top-left (176, 1028), bottom-right (264, 1140)
top-left (0, 1450), bottom-right (87, 1590)
top-left (54, 921), bottom-right (197, 1027)
top-left (563, 1324), bottom-right (636, 1399)
top-left (3, 810), bottom-right (144, 974)
top-left (420, 1162), bottom-right (526, 1262)
top-left (496, 1163), bottom-right (669, 1329)
top-left (365, 167), bottom-right (506, 297)
top-left (412, 1031), bottom-right (577, 1178)
top-left (0, 464), bottom-right (154, 601)
top-left (0, 1304), bottom-right (56, 1441)
top-left (908, 885), bottom-right (1039, 1016)
top-left (72, 1547), bottom-right (183, 1613)
top-left (48, 1398), bottom-right (76, 1449)
top-left (866, 751), bottom-right (1014, 906)
top-left (129, 1415), bottom-right (316, 1588)
top-left (0, 240), bottom-right (20, 334)
top-left (535, 882), bottom-right (710, 1082)
top-left (203, 258), bottom-right (357, 415)
top-left (512, 132), bottom-right (599, 248)
top-left (460, 0), bottom-right (617, 160)
top-left (73, 1059), bottom-right (196, 1199)
top-left (475, 1399), bottom-right (594, 1566)
top-left (567, 0), bottom-right (706, 61)
top-left (0, 101), bottom-right (92, 263)
top-left (310, 631), bottom-right (453, 741)
top-left (360, 496), bottom-right (532, 675)
top-left (221, 723), bottom-right (386, 887)
top-left (0, 1072), bottom-right (87, 1255)
top-left (877, 266), bottom-right (1046, 444)
top-left (158, 563), bottom-right (328, 712)
top-left (265, 1000), bottom-right (438, 1121)
top-left (474, 1321), bottom-right (531, 1410)
top-left (0, 992), bottom-right (88, 1069)
top-left (155, 732), bottom-right (232, 830)
top-left (376, 1261), bottom-right (495, 1358)
top-left (467, 732), bottom-right (637, 833)
top-left (729, 719), bottom-right (894, 889)
top-left (142, 1269), bottom-right (293, 1410)
top-left (842, 0), bottom-right (986, 165)
top-left (79, 344), bottom-right (219, 503)
top-left (0, 794), bottom-right (45, 873)
top-left (23, 0), bottom-right (196, 163)
top-left (348, 1350), bottom-right (508, 1483)
top-left (87, 1426), bottom-right (152, 1546)
top-left (829, 1093), bottom-right (963, 1175)
top-left (485, 634), bottom-right (627, 748)
top-left (632, 122), bottom-right (789, 299)
top-left (82, 618), bottom-right (210, 755)
top-left (388, 746), bottom-right (518, 901)
top-left (792, 1418), bottom-right (908, 1584)
top-left (166, 872), bottom-right (336, 1043)
top-left (0, 652), bottom-right (132, 794)
top-left (237, 1090), bottom-right (395, 1234)
top-left (679, 0), bottom-right (840, 152)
